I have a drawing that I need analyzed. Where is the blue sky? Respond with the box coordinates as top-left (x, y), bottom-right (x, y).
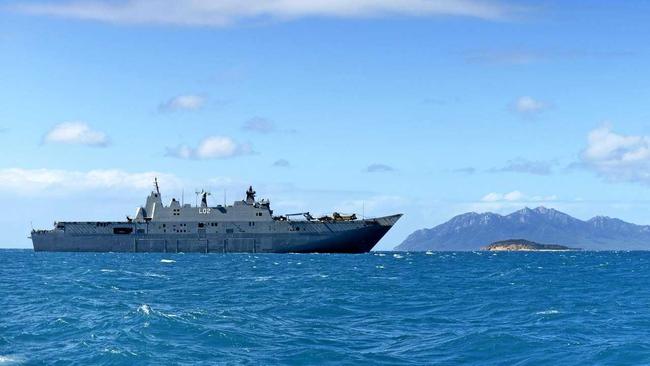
top-left (1, 0), bottom-right (650, 249)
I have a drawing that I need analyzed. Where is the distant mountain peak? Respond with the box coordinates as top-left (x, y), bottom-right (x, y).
top-left (533, 206), bottom-right (553, 213)
top-left (589, 215), bottom-right (612, 221)
top-left (396, 207), bottom-right (650, 251)
top-left (512, 206), bottom-right (558, 215)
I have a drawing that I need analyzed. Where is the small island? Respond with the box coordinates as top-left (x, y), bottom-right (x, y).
top-left (481, 239), bottom-right (579, 251)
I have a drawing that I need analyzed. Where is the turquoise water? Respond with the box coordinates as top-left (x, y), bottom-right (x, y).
top-left (2, 250), bottom-right (650, 365)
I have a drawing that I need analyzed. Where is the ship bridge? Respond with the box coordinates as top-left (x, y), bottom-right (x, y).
top-left (132, 179), bottom-right (273, 223)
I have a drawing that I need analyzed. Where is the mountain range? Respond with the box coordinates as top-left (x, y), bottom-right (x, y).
top-left (396, 207), bottom-right (650, 251)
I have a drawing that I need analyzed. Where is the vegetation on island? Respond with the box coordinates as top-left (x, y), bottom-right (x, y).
top-left (481, 239), bottom-right (578, 251)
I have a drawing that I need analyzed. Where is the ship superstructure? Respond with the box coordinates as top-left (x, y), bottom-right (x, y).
top-left (31, 179), bottom-right (401, 253)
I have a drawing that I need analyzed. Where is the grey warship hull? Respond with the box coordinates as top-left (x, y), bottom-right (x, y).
top-left (32, 215), bottom-right (400, 253)
top-left (31, 181), bottom-right (402, 253)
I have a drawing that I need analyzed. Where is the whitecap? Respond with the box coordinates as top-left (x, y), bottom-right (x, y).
top-left (0, 355), bottom-right (24, 364)
top-left (137, 304), bottom-right (152, 315)
top-left (393, 254), bottom-right (403, 259)
top-left (102, 348), bottom-right (138, 356)
top-left (376, 265), bottom-right (385, 269)
top-left (100, 269), bottom-right (115, 272)
top-left (425, 251), bottom-right (433, 255)
top-left (158, 311), bottom-right (180, 319)
top-left (374, 253), bottom-right (386, 257)
top-left (160, 259), bottom-right (175, 263)
top-left (536, 309), bottom-right (560, 315)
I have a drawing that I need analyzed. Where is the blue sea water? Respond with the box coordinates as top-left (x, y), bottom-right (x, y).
top-left (2, 250), bottom-right (650, 365)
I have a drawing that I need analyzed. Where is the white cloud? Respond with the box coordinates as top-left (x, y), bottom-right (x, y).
top-left (159, 95), bottom-right (205, 111)
top-left (481, 190), bottom-right (557, 202)
top-left (580, 125), bottom-right (650, 184)
top-left (512, 96), bottom-right (547, 116)
top-left (510, 96), bottom-right (549, 118)
top-left (488, 157), bottom-right (556, 175)
top-left (472, 191), bottom-right (558, 213)
top-left (0, 168), bottom-right (181, 194)
top-left (44, 122), bottom-right (109, 146)
top-left (12, 0), bottom-right (522, 26)
top-left (167, 136), bottom-right (252, 159)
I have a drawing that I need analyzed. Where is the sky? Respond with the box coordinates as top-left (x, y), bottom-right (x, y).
top-left (1, 0), bottom-right (650, 250)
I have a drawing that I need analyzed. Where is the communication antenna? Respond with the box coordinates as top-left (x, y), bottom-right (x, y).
top-left (362, 201), bottom-right (365, 220)
top-left (181, 188), bottom-right (184, 206)
top-left (223, 189), bottom-right (227, 206)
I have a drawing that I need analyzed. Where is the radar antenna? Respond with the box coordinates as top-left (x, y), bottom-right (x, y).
top-left (154, 177), bottom-right (160, 195)
top-left (196, 189), bottom-right (211, 207)
top-left (246, 186), bottom-right (256, 204)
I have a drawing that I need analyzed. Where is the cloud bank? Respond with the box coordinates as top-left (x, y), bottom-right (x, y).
top-left (43, 122), bottom-right (109, 147)
top-left (0, 168), bottom-right (181, 194)
top-left (12, 0), bottom-right (522, 26)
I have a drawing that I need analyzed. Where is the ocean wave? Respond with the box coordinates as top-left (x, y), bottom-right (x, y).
top-left (137, 304), bottom-right (152, 315)
top-left (0, 355), bottom-right (23, 365)
top-left (536, 309), bottom-right (560, 315)
top-left (4, 250), bottom-right (650, 364)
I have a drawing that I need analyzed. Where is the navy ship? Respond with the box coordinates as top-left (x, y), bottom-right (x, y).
top-left (31, 179), bottom-right (401, 253)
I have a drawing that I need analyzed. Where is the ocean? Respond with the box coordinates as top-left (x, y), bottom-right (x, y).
top-left (2, 250), bottom-right (650, 365)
